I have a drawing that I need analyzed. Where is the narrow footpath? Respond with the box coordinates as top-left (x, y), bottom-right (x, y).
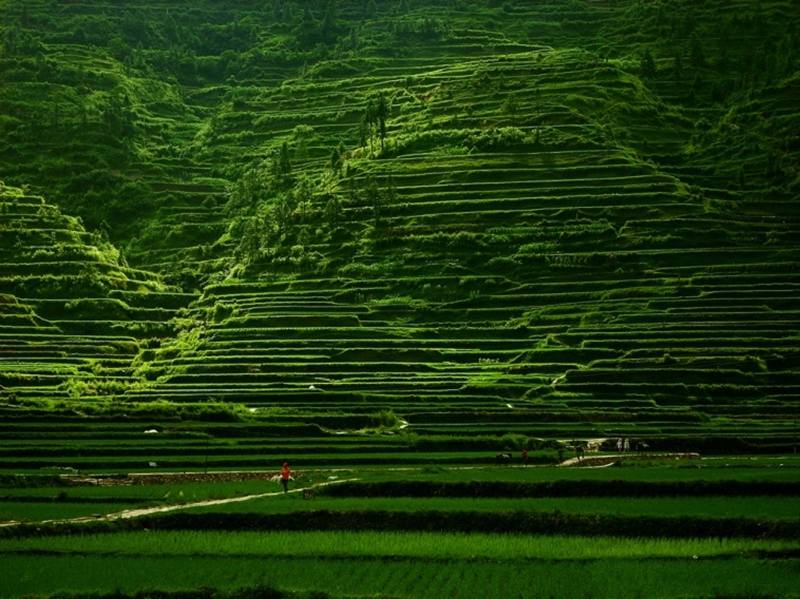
top-left (0, 478), bottom-right (355, 529)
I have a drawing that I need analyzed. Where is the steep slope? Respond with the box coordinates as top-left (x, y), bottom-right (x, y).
top-left (0, 0), bottom-right (798, 463)
top-left (0, 183), bottom-right (192, 403)
top-left (136, 47), bottom-right (800, 446)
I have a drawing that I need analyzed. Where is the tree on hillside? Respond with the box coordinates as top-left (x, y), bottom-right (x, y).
top-left (272, 1), bottom-right (285, 24)
top-left (359, 93), bottom-right (390, 155)
top-left (360, 100), bottom-right (376, 154)
top-left (689, 33), bottom-right (705, 68)
top-left (277, 141), bottom-right (292, 176)
top-left (503, 94), bottom-right (520, 118)
top-left (364, 174), bottom-right (397, 227)
top-left (273, 191), bottom-right (296, 235)
top-left (716, 27), bottom-right (730, 74)
top-left (226, 169), bottom-right (271, 219)
top-left (330, 146), bottom-right (343, 176)
top-left (293, 124), bottom-right (314, 163)
top-left (18, 3), bottom-right (31, 28)
top-left (104, 93), bottom-right (136, 138)
top-left (364, 176), bottom-right (384, 226)
top-left (364, 101), bottom-right (380, 156)
top-left (294, 6), bottom-right (320, 48)
top-left (640, 49), bottom-right (657, 79)
top-left (375, 92), bottom-right (389, 152)
top-left (321, 2), bottom-right (338, 43)
top-left (323, 194), bottom-right (343, 229)
top-left (692, 72), bottom-right (703, 93)
top-left (294, 176), bottom-right (314, 221)
top-left (120, 10), bottom-right (151, 46)
top-left (673, 52), bottom-right (683, 82)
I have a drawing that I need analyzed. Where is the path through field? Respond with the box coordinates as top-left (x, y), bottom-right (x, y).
top-left (0, 478), bottom-right (356, 529)
top-left (558, 452), bottom-right (700, 468)
top-left (108, 477), bottom-right (356, 521)
top-left (0, 453), bottom-right (701, 529)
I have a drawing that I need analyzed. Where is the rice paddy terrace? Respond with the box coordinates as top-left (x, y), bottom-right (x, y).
top-left (1, 0), bottom-right (799, 473)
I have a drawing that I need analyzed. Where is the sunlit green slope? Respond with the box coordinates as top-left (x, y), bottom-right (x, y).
top-left (0, 183), bottom-right (193, 404)
top-left (138, 47), bottom-right (800, 430)
top-left (0, 0), bottom-right (798, 456)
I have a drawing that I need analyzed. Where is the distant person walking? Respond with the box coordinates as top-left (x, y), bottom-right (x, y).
top-left (280, 462), bottom-right (291, 493)
top-left (521, 448), bottom-right (528, 466)
top-left (616, 438), bottom-right (623, 452)
top-left (623, 438), bottom-right (630, 453)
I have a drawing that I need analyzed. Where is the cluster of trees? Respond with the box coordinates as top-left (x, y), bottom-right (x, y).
top-left (225, 138), bottom-right (326, 271)
top-left (1, 0), bottom-right (461, 87)
top-left (225, 133), bottom-right (402, 273)
top-left (630, 2), bottom-right (798, 97)
top-left (390, 16), bottom-right (449, 39)
top-left (358, 92), bottom-right (390, 155)
top-left (0, 20), bottom-right (42, 56)
top-left (346, 173), bottom-right (398, 228)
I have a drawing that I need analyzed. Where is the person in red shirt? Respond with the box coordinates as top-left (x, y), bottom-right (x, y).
top-left (521, 448), bottom-right (528, 466)
top-left (280, 462), bottom-right (291, 493)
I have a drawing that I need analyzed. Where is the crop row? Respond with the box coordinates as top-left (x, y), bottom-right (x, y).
top-left (4, 530), bottom-right (798, 561)
top-left (321, 480), bottom-right (800, 499)
top-left (8, 508), bottom-right (799, 540)
top-left (3, 556), bottom-right (797, 599)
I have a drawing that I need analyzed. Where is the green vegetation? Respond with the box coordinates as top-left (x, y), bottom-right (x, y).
top-left (4, 530), bottom-right (796, 561)
top-left (183, 493), bottom-right (800, 521)
top-left (1, 1), bottom-right (799, 597)
top-left (3, 555), bottom-right (798, 599)
top-left (1, 0), bottom-right (799, 459)
top-left (2, 462), bottom-right (800, 599)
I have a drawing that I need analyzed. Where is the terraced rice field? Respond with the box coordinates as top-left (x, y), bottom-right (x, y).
top-left (0, 1), bottom-right (797, 442)
top-left (127, 46), bottom-right (799, 458)
top-left (0, 2), bottom-right (799, 596)
top-left (2, 459), bottom-right (800, 599)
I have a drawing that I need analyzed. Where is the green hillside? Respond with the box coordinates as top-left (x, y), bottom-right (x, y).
top-left (1, 0), bottom-right (799, 469)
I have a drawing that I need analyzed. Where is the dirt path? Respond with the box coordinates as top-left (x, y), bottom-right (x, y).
top-left (0, 478), bottom-right (356, 529)
top-left (558, 452), bottom-right (701, 468)
top-left (0, 454), bottom-right (703, 529)
top-left (106, 477), bottom-right (355, 521)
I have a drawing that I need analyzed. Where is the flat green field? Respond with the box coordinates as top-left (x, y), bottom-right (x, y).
top-left (1, 460), bottom-right (799, 599)
top-left (0, 533), bottom-right (800, 599)
top-left (182, 494), bottom-right (800, 520)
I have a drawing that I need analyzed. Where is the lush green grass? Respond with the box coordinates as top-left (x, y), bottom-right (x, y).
top-left (0, 502), bottom-right (141, 523)
top-left (1, 461), bottom-right (799, 598)
top-left (394, 459), bottom-right (800, 483)
top-left (0, 480), bottom-right (273, 501)
top-left (3, 530), bottom-right (797, 560)
top-left (182, 494), bottom-right (800, 521)
top-left (2, 554), bottom-right (798, 599)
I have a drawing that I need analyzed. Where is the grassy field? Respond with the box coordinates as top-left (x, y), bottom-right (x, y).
top-left (3, 554), bottom-right (799, 599)
top-left (1, 461), bottom-right (799, 599)
top-left (0, 456), bottom-right (800, 599)
top-left (181, 494), bottom-right (800, 520)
